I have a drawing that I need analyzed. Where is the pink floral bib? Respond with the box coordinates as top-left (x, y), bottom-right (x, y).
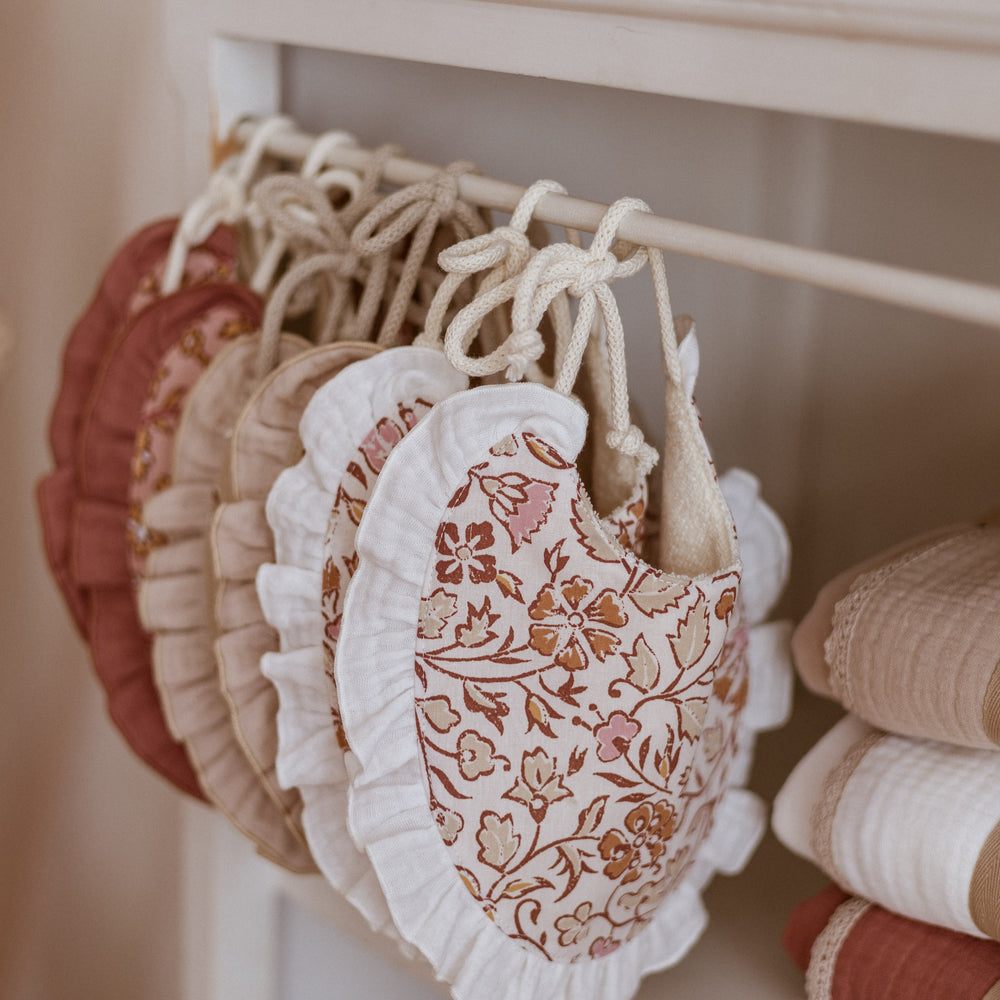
top-left (336, 380), bottom-right (742, 1000)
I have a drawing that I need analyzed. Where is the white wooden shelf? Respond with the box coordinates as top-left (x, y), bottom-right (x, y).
top-left (165, 4), bottom-right (1000, 999)
top-left (197, 0), bottom-right (1000, 141)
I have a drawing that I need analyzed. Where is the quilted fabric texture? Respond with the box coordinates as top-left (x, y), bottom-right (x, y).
top-left (138, 332), bottom-right (315, 870)
top-left (38, 219), bottom-right (237, 635)
top-left (74, 281), bottom-right (261, 798)
top-left (793, 517), bottom-right (1000, 748)
top-left (773, 713), bottom-right (1000, 942)
top-left (784, 884), bottom-right (1000, 1000)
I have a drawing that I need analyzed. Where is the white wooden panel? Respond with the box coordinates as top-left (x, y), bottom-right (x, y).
top-left (195, 0), bottom-right (1000, 140)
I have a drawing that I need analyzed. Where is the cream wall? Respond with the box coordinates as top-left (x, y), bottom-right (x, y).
top-left (1, 2), bottom-right (186, 997)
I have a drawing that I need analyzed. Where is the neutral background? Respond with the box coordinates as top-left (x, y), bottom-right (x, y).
top-left (5, 2), bottom-right (1000, 998)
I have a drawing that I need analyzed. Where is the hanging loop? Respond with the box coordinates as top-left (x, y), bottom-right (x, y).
top-left (350, 160), bottom-right (487, 346)
top-left (162, 115), bottom-right (295, 294)
top-left (433, 180), bottom-right (572, 379)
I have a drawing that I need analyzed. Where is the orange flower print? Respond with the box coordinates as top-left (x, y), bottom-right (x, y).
top-left (554, 902), bottom-right (592, 947)
top-left (435, 521), bottom-right (497, 585)
top-left (528, 575), bottom-right (627, 671)
top-left (597, 800), bottom-right (676, 885)
top-left (595, 711), bottom-right (640, 762)
top-left (502, 747), bottom-right (573, 822)
top-left (457, 730), bottom-right (497, 780)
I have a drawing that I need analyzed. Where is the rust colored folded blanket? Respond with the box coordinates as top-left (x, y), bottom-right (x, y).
top-left (793, 516), bottom-right (1000, 748)
top-left (784, 884), bottom-right (1000, 1000)
top-left (37, 220), bottom-right (237, 636)
top-left (74, 281), bottom-right (261, 799)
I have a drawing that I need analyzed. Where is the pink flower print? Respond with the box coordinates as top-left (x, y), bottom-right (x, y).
top-left (595, 711), bottom-right (640, 762)
top-left (473, 470), bottom-right (556, 551)
top-left (503, 747), bottom-right (573, 822)
top-left (528, 575), bottom-right (627, 672)
top-left (434, 521), bottom-right (497, 585)
top-left (589, 936), bottom-right (621, 959)
top-left (554, 902), bottom-right (592, 947)
top-left (597, 801), bottom-right (676, 885)
top-left (360, 416), bottom-right (404, 475)
top-left (457, 730), bottom-right (497, 780)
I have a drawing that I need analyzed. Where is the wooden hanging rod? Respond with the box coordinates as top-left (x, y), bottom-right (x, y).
top-left (236, 120), bottom-right (1000, 330)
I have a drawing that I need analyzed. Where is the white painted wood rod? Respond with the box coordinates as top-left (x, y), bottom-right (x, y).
top-left (239, 121), bottom-right (1000, 330)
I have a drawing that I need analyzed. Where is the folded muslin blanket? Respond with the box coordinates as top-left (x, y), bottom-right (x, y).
top-left (793, 518), bottom-right (1000, 748)
top-left (772, 714), bottom-right (1000, 941)
top-left (784, 883), bottom-right (1000, 1000)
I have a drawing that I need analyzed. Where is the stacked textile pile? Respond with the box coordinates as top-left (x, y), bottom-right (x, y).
top-left (37, 116), bottom-right (794, 1000)
top-left (773, 516), bottom-right (1000, 998)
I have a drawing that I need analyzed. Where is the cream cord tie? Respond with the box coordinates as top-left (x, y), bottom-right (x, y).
top-left (507, 196), bottom-right (673, 476)
top-left (431, 180), bottom-right (572, 380)
top-left (251, 172), bottom-right (363, 344)
top-left (350, 160), bottom-right (487, 346)
top-left (162, 115), bottom-right (295, 294)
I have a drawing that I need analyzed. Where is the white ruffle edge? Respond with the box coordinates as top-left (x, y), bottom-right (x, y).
top-left (256, 346), bottom-right (468, 940)
top-left (335, 381), bottom-right (792, 1000)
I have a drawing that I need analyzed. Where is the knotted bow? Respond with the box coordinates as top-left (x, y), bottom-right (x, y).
top-left (429, 179), bottom-right (573, 380)
top-left (350, 160), bottom-right (487, 346)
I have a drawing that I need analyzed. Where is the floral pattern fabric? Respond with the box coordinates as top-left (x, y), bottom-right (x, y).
top-left (409, 431), bottom-right (739, 962)
top-left (126, 303), bottom-right (254, 576)
top-left (321, 397), bottom-right (437, 743)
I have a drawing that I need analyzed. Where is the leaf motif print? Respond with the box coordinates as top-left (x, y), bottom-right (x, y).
top-left (627, 570), bottom-right (689, 618)
top-left (477, 812), bottom-right (521, 871)
top-left (455, 597), bottom-right (501, 648)
top-left (572, 493), bottom-right (625, 564)
top-left (501, 876), bottom-right (555, 899)
top-left (418, 589), bottom-right (458, 639)
top-left (624, 636), bottom-right (660, 691)
top-left (494, 569), bottom-right (526, 604)
top-left (523, 432), bottom-right (573, 469)
top-left (463, 681), bottom-right (509, 734)
top-left (575, 796), bottom-right (609, 837)
top-left (677, 698), bottom-right (708, 741)
top-left (669, 593), bottom-right (711, 669)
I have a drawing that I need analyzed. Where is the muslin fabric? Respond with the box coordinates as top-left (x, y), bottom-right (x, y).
top-left (137, 332), bottom-right (315, 870)
top-left (211, 341), bottom-right (379, 857)
top-left (256, 346), bottom-right (469, 937)
top-left (792, 517), bottom-right (1000, 748)
top-left (784, 883), bottom-right (1000, 1000)
top-left (772, 713), bottom-right (1000, 941)
top-left (73, 281), bottom-right (260, 798)
top-left (38, 220), bottom-right (236, 636)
